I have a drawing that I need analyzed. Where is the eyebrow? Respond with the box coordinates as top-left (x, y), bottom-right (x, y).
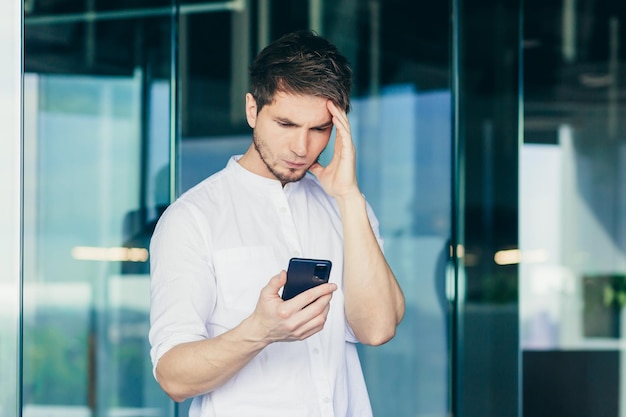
top-left (314, 121), bottom-right (334, 130)
top-left (275, 117), bottom-right (333, 130)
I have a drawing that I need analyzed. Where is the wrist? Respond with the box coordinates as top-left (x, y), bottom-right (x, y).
top-left (335, 190), bottom-right (365, 209)
top-left (237, 315), bottom-right (273, 350)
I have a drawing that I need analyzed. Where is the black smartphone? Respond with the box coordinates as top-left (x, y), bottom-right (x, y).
top-left (281, 258), bottom-right (332, 301)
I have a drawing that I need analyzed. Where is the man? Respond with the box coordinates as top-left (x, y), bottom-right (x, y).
top-left (149, 30), bottom-right (405, 417)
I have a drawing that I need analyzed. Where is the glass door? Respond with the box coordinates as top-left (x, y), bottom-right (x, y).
top-left (22, 2), bottom-right (174, 416)
top-left (19, 1), bottom-right (455, 416)
top-left (521, 0), bottom-right (626, 415)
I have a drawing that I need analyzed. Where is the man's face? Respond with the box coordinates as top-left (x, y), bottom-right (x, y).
top-left (243, 91), bottom-right (334, 184)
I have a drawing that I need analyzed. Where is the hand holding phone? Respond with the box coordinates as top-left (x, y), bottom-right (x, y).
top-left (281, 258), bottom-right (332, 301)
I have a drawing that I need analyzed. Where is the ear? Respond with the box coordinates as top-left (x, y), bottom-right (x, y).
top-left (245, 93), bottom-right (258, 128)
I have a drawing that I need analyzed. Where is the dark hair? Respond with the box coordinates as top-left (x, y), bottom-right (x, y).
top-left (249, 30), bottom-right (352, 113)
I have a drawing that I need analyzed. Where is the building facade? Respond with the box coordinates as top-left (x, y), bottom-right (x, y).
top-left (1, 0), bottom-right (626, 416)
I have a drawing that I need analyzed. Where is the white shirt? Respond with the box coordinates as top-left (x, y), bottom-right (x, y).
top-left (149, 156), bottom-right (381, 417)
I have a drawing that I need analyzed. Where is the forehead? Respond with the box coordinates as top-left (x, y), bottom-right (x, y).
top-left (262, 91), bottom-right (331, 124)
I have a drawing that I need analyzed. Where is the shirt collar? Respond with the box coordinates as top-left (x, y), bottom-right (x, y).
top-left (227, 155), bottom-right (302, 194)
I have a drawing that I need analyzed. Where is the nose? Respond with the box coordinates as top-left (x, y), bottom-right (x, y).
top-left (290, 129), bottom-right (308, 157)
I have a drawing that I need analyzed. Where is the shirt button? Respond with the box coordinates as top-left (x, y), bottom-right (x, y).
top-left (279, 207), bottom-right (288, 213)
top-left (323, 397), bottom-right (331, 403)
top-left (293, 251), bottom-right (301, 257)
top-left (312, 348), bottom-right (319, 355)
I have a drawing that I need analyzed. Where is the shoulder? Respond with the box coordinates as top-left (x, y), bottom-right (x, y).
top-left (169, 162), bottom-right (241, 216)
top-left (154, 166), bottom-right (235, 233)
top-left (180, 166), bottom-right (232, 203)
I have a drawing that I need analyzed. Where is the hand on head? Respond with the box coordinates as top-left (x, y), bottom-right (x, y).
top-left (308, 101), bottom-right (361, 200)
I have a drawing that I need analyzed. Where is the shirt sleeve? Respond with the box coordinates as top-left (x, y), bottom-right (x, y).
top-left (148, 200), bottom-right (216, 377)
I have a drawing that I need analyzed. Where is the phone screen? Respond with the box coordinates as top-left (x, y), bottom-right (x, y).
top-left (281, 258), bottom-right (332, 301)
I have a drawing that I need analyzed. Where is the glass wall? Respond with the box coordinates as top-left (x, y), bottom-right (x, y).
top-left (521, 0), bottom-right (626, 415)
top-left (22, 2), bottom-right (174, 416)
top-left (12, 0), bottom-right (626, 416)
top-left (19, 1), bottom-right (453, 417)
top-left (454, 0), bottom-right (521, 416)
top-left (0, 2), bottom-right (23, 417)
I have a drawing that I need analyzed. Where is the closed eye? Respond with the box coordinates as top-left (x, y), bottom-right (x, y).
top-left (312, 126), bottom-right (332, 132)
top-left (312, 123), bottom-right (333, 133)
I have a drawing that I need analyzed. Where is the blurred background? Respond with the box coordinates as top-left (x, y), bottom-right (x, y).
top-left (1, 0), bottom-right (625, 416)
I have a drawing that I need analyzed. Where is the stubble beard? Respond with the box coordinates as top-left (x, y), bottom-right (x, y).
top-left (252, 132), bottom-right (309, 184)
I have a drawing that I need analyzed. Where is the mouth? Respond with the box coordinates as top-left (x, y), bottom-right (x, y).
top-left (284, 160), bottom-right (307, 169)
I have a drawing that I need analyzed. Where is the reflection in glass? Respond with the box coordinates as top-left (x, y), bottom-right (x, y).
top-left (521, 0), bottom-right (626, 414)
top-left (23, 9), bottom-right (173, 417)
top-left (20, 1), bottom-right (454, 416)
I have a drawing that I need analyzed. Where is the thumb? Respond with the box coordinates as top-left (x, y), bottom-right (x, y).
top-left (264, 270), bottom-right (287, 295)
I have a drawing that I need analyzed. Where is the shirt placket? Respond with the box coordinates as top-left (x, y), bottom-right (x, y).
top-left (274, 186), bottom-right (335, 417)
top-left (308, 336), bottom-right (335, 417)
top-left (272, 187), bottom-right (302, 259)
